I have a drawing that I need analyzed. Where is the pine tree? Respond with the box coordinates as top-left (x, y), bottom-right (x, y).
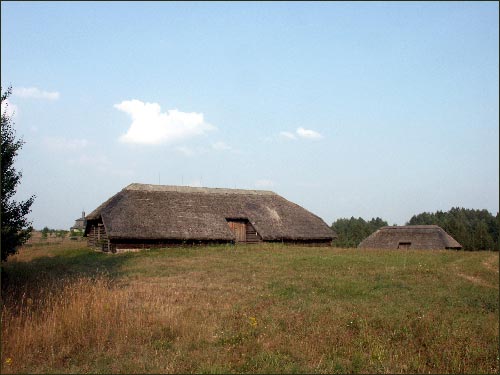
top-left (1, 86), bottom-right (35, 261)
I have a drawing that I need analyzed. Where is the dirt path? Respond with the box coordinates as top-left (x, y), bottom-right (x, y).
top-left (457, 272), bottom-right (497, 289)
top-left (456, 254), bottom-right (498, 289)
top-left (482, 255), bottom-right (499, 274)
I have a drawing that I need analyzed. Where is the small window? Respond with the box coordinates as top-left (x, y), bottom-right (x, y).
top-left (398, 242), bottom-right (411, 249)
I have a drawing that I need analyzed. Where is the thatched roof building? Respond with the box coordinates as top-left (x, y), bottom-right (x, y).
top-left (358, 225), bottom-right (462, 250)
top-left (85, 183), bottom-right (335, 252)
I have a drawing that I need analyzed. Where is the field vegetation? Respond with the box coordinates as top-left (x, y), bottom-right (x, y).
top-left (1, 242), bottom-right (498, 374)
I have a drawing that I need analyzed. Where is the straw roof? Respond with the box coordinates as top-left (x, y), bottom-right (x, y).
top-left (85, 183), bottom-right (335, 242)
top-left (358, 225), bottom-right (462, 250)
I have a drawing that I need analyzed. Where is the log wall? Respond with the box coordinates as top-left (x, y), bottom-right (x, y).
top-left (245, 222), bottom-right (261, 243)
top-left (86, 220), bottom-right (110, 251)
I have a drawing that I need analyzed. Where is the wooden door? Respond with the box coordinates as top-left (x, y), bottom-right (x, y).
top-left (227, 221), bottom-right (246, 243)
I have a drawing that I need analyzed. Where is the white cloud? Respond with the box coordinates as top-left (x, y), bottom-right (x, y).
top-left (1, 98), bottom-right (17, 117)
top-left (279, 131), bottom-right (297, 140)
top-left (279, 127), bottom-right (323, 141)
top-left (175, 142), bottom-right (236, 157)
top-left (43, 136), bottom-right (88, 151)
top-left (212, 141), bottom-right (232, 151)
top-left (296, 127), bottom-right (323, 139)
top-left (13, 87), bottom-right (60, 100)
top-left (115, 99), bottom-right (216, 145)
top-left (255, 179), bottom-right (275, 188)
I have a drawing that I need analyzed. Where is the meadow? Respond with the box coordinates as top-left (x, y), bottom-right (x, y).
top-left (1, 242), bottom-right (498, 374)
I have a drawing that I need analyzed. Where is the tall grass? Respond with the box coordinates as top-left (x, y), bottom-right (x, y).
top-left (1, 274), bottom-right (203, 373)
top-left (1, 244), bottom-right (498, 373)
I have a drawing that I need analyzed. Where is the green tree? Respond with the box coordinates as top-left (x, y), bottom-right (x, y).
top-left (55, 230), bottom-right (67, 240)
top-left (332, 216), bottom-right (388, 248)
top-left (406, 207), bottom-right (498, 251)
top-left (474, 220), bottom-right (494, 251)
top-left (1, 86), bottom-right (35, 261)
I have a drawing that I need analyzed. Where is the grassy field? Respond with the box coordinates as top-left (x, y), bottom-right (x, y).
top-left (1, 243), bottom-right (498, 374)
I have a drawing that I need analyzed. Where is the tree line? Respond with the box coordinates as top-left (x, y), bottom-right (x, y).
top-left (331, 207), bottom-right (499, 251)
top-left (407, 208), bottom-right (499, 251)
top-left (40, 227), bottom-right (84, 239)
top-left (331, 217), bottom-right (388, 248)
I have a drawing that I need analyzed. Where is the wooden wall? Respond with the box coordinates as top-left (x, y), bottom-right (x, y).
top-left (86, 217), bottom-right (330, 252)
top-left (86, 220), bottom-right (110, 251)
top-left (245, 222), bottom-right (261, 243)
top-left (267, 239), bottom-right (333, 247)
top-left (226, 218), bottom-right (262, 244)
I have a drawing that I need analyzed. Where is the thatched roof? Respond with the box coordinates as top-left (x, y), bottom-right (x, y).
top-left (85, 183), bottom-right (335, 242)
top-left (358, 225), bottom-right (462, 250)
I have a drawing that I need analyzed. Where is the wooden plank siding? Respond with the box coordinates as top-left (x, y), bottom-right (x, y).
top-left (86, 220), bottom-right (110, 251)
top-left (226, 218), bottom-right (262, 244)
top-left (111, 239), bottom-right (228, 252)
top-left (227, 220), bottom-right (246, 242)
top-left (245, 222), bottom-right (261, 243)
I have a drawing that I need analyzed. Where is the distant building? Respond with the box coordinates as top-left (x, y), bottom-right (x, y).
top-left (70, 211), bottom-right (86, 232)
top-left (358, 225), bottom-right (462, 250)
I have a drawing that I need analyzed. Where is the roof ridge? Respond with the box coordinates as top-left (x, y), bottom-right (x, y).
top-left (382, 225), bottom-right (440, 229)
top-left (124, 183), bottom-right (277, 195)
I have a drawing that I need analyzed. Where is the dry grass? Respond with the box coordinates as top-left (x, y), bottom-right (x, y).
top-left (1, 244), bottom-right (498, 373)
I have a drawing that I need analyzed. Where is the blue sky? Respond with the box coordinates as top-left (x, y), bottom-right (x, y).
top-left (1, 1), bottom-right (499, 229)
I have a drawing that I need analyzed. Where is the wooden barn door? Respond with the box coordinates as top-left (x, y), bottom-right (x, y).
top-left (227, 220), bottom-right (247, 243)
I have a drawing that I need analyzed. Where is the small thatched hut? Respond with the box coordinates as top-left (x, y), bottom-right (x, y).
top-left (84, 183), bottom-right (335, 252)
top-left (358, 225), bottom-right (462, 250)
